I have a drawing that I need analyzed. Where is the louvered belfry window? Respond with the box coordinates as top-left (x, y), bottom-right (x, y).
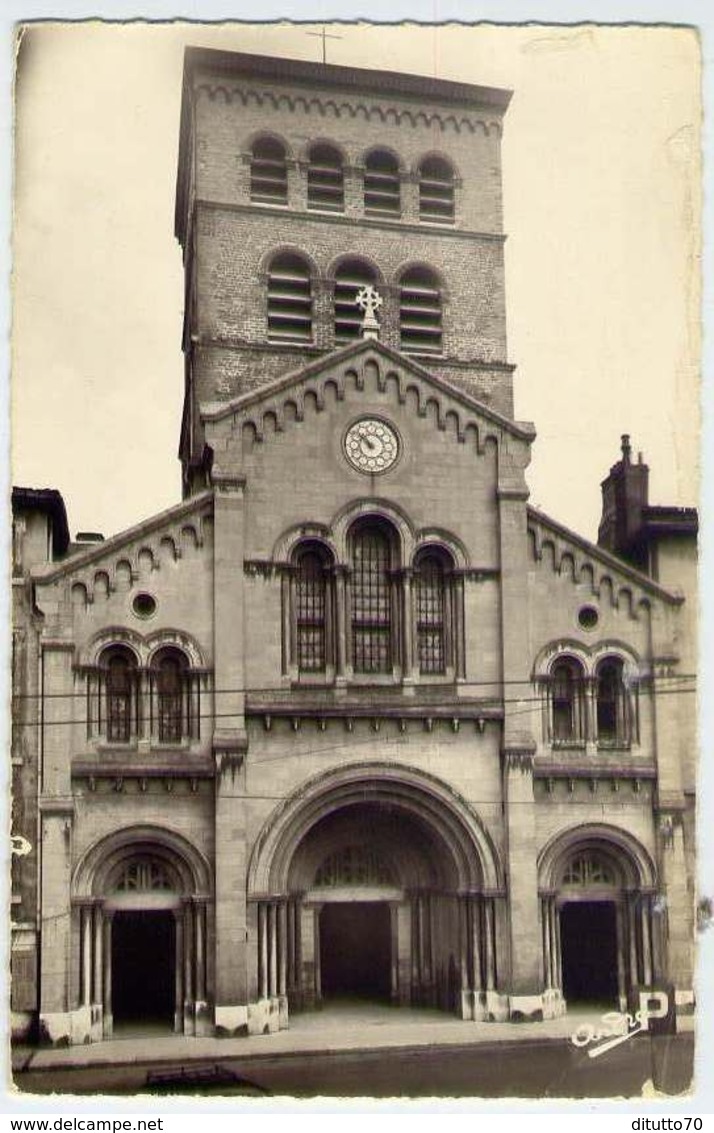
top-left (296, 549), bottom-right (328, 673)
top-left (334, 259), bottom-right (378, 344)
top-left (418, 155), bottom-right (455, 223)
top-left (416, 553), bottom-right (447, 674)
top-left (267, 253), bottom-right (313, 343)
top-left (307, 144), bottom-right (344, 212)
top-left (351, 522), bottom-right (393, 674)
top-left (364, 149), bottom-right (400, 216)
top-left (399, 267), bottom-right (442, 355)
top-left (250, 137), bottom-right (288, 204)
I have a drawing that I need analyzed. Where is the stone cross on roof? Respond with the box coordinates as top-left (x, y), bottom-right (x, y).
top-left (356, 284), bottom-right (383, 340)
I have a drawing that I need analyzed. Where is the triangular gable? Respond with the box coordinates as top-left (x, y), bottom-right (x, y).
top-left (32, 490), bottom-right (214, 586)
top-left (527, 504), bottom-right (682, 606)
top-left (201, 339), bottom-right (535, 446)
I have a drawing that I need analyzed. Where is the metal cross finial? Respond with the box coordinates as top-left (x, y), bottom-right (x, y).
top-left (306, 25), bottom-right (343, 64)
top-left (355, 284), bottom-right (383, 340)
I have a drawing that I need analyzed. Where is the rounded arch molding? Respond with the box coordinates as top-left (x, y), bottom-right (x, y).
top-left (537, 823), bottom-right (657, 893)
top-left (247, 761), bottom-right (504, 897)
top-left (72, 824), bottom-right (213, 900)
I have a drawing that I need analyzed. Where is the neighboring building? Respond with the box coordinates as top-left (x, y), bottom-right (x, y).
top-left (11, 48), bottom-right (697, 1044)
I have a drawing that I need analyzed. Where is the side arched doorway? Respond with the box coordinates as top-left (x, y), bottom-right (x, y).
top-left (71, 827), bottom-right (212, 1041)
top-left (247, 763), bottom-right (504, 1024)
top-left (539, 827), bottom-right (660, 1011)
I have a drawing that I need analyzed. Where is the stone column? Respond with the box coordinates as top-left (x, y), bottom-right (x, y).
top-left (401, 569), bottom-right (415, 683)
top-left (628, 895), bottom-right (639, 987)
top-left (209, 470), bottom-right (250, 1035)
top-left (269, 904), bottom-right (278, 999)
top-left (390, 902), bottom-right (400, 1002)
top-left (641, 897), bottom-right (653, 986)
top-left (37, 638), bottom-right (76, 1044)
top-left (299, 905), bottom-right (316, 1009)
top-left (313, 906), bottom-right (322, 1004)
top-left (334, 567), bottom-right (348, 683)
top-left (259, 903), bottom-right (268, 1000)
top-left (174, 908), bottom-right (184, 1033)
top-left (397, 902), bottom-right (412, 1006)
top-left (102, 913), bottom-right (113, 1038)
top-left (502, 747), bottom-right (542, 1009)
top-left (484, 898), bottom-right (496, 991)
top-left (497, 440), bottom-right (542, 1018)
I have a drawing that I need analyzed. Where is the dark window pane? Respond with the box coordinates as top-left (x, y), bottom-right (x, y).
top-left (157, 655), bottom-right (184, 743)
top-left (106, 653), bottom-right (133, 742)
top-left (351, 526), bottom-right (391, 674)
top-left (296, 551), bottom-right (327, 672)
top-left (416, 555), bottom-right (446, 673)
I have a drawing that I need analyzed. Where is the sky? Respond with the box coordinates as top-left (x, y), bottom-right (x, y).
top-left (11, 21), bottom-right (701, 542)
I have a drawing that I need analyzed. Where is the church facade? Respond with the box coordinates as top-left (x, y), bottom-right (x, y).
top-left (11, 48), bottom-right (698, 1044)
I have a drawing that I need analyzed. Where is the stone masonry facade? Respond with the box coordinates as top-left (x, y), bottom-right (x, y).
top-left (11, 48), bottom-right (697, 1045)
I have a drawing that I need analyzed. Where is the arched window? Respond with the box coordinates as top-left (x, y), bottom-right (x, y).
top-left (102, 647), bottom-right (137, 743)
top-left (152, 649), bottom-right (190, 744)
top-left (562, 852), bottom-right (617, 888)
top-left (418, 155), bottom-right (455, 223)
top-left (399, 266), bottom-right (442, 355)
top-left (114, 858), bottom-right (174, 893)
top-left (350, 519), bottom-right (397, 674)
top-left (551, 658), bottom-right (585, 743)
top-left (596, 657), bottom-right (627, 744)
top-left (267, 252), bottom-right (313, 343)
top-left (307, 143), bottom-right (344, 212)
top-left (334, 258), bottom-right (378, 344)
top-left (250, 136), bottom-right (288, 205)
top-left (364, 149), bottom-right (400, 216)
top-left (414, 548), bottom-right (452, 675)
top-left (294, 543), bottom-right (332, 674)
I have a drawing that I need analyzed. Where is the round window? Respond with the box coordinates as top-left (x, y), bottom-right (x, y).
top-left (132, 592), bottom-right (157, 619)
top-left (578, 605), bottom-right (599, 631)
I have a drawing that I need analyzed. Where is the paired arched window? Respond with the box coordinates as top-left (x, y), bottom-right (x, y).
top-left (250, 136), bottom-right (288, 205)
top-left (334, 258), bottom-right (378, 344)
top-left (103, 646), bottom-right (137, 743)
top-left (364, 149), bottom-right (400, 216)
top-left (543, 653), bottom-right (635, 748)
top-left (266, 252), bottom-right (313, 343)
top-left (91, 642), bottom-right (201, 746)
top-left (550, 658), bottom-right (585, 744)
top-left (399, 266), bottom-right (443, 355)
top-left (418, 155), bottom-right (455, 223)
top-left (414, 547), bottom-right (453, 675)
top-left (294, 543), bottom-right (333, 674)
top-left (307, 143), bottom-right (344, 212)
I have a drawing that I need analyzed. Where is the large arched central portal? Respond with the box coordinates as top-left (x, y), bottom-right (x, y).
top-left (247, 762), bottom-right (504, 1022)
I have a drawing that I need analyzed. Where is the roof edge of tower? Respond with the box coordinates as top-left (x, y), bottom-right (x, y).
top-left (182, 45), bottom-right (513, 111)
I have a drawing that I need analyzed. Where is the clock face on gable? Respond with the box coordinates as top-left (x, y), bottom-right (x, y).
top-left (343, 417), bottom-right (400, 474)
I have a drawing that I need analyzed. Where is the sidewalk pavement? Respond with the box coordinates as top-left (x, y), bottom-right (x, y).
top-left (12, 1003), bottom-right (695, 1076)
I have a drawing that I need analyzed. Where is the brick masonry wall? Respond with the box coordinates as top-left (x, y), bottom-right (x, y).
top-left (193, 81), bottom-right (506, 234)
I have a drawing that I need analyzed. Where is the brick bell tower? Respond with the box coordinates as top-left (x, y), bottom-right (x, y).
top-left (174, 48), bottom-right (514, 495)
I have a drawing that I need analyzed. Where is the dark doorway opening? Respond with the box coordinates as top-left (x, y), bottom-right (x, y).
top-left (560, 900), bottom-right (619, 1005)
top-left (320, 902), bottom-right (391, 1001)
top-left (112, 910), bottom-right (175, 1026)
